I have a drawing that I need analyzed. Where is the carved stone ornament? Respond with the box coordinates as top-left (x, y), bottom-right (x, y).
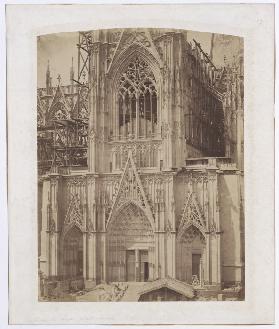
top-left (48, 217), bottom-right (56, 233)
top-left (87, 218), bottom-right (94, 233)
top-left (115, 31), bottom-right (151, 58)
top-left (182, 174), bottom-right (209, 185)
top-left (207, 222), bottom-right (219, 237)
top-left (67, 176), bottom-right (86, 187)
top-left (106, 150), bottom-right (154, 229)
top-left (178, 192), bottom-right (206, 241)
top-left (161, 122), bottom-right (170, 139)
top-left (166, 219), bottom-right (173, 237)
top-left (89, 128), bottom-right (97, 140)
top-left (64, 194), bottom-right (83, 232)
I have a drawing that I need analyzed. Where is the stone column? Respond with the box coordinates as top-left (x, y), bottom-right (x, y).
top-left (86, 175), bottom-right (97, 287)
top-left (86, 232), bottom-right (94, 287)
top-left (236, 109), bottom-right (244, 171)
top-left (207, 171), bottom-right (221, 288)
top-left (88, 43), bottom-right (100, 173)
top-left (205, 234), bottom-right (210, 284)
top-left (161, 35), bottom-right (175, 171)
top-left (135, 249), bottom-right (140, 282)
top-left (200, 256), bottom-right (204, 286)
top-left (48, 175), bottom-right (60, 278)
top-left (83, 232), bottom-right (87, 280)
top-left (103, 233), bottom-right (107, 283)
top-left (136, 96), bottom-right (139, 139)
top-left (154, 203), bottom-right (160, 278)
top-left (39, 179), bottom-right (50, 277)
top-left (159, 203), bottom-right (166, 278)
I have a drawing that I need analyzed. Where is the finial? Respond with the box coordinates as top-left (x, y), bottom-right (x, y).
top-left (224, 55), bottom-right (227, 65)
top-left (57, 74), bottom-right (61, 85)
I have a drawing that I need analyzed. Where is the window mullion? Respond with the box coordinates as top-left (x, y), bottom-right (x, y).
top-left (150, 92), bottom-right (153, 137)
top-left (129, 95), bottom-right (132, 136)
top-left (136, 93), bottom-right (139, 139)
top-left (144, 92), bottom-right (146, 139)
top-left (123, 96), bottom-right (126, 139)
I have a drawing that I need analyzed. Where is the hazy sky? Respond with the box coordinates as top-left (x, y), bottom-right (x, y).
top-left (37, 30), bottom-right (225, 88)
top-left (38, 32), bottom-right (79, 88)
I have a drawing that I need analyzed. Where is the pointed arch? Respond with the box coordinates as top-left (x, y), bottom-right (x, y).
top-left (107, 201), bottom-right (154, 282)
top-left (109, 49), bottom-right (161, 141)
top-left (106, 151), bottom-right (155, 231)
top-left (108, 199), bottom-right (152, 231)
top-left (62, 225), bottom-right (83, 278)
top-left (108, 201), bottom-right (153, 235)
top-left (108, 44), bottom-right (162, 88)
top-left (107, 30), bottom-right (163, 82)
top-left (178, 192), bottom-right (206, 241)
top-left (46, 85), bottom-right (71, 121)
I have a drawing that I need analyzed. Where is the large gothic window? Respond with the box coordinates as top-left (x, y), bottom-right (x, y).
top-left (118, 57), bottom-right (157, 140)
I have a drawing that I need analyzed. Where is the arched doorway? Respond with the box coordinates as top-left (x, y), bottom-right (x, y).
top-left (107, 202), bottom-right (154, 282)
top-left (177, 225), bottom-right (206, 285)
top-left (63, 226), bottom-right (83, 278)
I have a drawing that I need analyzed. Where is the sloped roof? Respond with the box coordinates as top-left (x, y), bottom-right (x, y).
top-left (138, 277), bottom-right (195, 299)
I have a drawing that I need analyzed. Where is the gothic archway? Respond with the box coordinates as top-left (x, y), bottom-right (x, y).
top-left (176, 225), bottom-right (206, 285)
top-left (63, 226), bottom-right (83, 279)
top-left (177, 192), bottom-right (206, 285)
top-left (107, 202), bottom-right (154, 282)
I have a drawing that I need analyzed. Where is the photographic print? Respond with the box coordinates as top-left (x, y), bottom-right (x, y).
top-left (37, 28), bottom-right (244, 302)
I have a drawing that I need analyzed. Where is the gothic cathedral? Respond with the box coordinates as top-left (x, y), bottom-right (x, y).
top-left (38, 29), bottom-right (244, 301)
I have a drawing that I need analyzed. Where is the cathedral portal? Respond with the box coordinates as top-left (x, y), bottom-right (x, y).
top-left (107, 202), bottom-right (154, 282)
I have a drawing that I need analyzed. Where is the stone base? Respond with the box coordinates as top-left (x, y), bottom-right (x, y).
top-left (85, 280), bottom-right (96, 290)
top-left (203, 283), bottom-right (222, 290)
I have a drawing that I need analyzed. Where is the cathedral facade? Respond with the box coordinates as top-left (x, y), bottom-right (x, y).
top-left (38, 29), bottom-right (244, 301)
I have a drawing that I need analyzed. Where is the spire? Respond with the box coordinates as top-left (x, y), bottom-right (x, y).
top-left (57, 74), bottom-right (61, 86)
top-left (209, 33), bottom-right (214, 60)
top-left (70, 57), bottom-right (74, 83)
top-left (47, 60), bottom-right (50, 74)
top-left (70, 57), bottom-right (74, 94)
top-left (46, 60), bottom-right (51, 94)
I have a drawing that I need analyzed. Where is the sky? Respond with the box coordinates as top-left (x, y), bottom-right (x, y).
top-left (37, 29), bottom-right (241, 88)
top-left (38, 32), bottom-right (79, 88)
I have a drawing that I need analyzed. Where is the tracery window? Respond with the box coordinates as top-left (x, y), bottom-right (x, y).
top-left (117, 57), bottom-right (158, 140)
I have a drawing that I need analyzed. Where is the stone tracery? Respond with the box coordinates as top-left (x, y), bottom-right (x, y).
top-left (178, 192), bottom-right (206, 240)
top-left (107, 202), bottom-right (154, 282)
top-left (117, 56), bottom-right (158, 140)
top-left (63, 194), bottom-right (83, 233)
top-left (37, 29), bottom-right (244, 296)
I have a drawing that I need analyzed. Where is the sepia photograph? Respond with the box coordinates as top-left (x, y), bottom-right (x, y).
top-left (37, 28), bottom-right (245, 302)
top-left (6, 2), bottom-right (276, 324)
